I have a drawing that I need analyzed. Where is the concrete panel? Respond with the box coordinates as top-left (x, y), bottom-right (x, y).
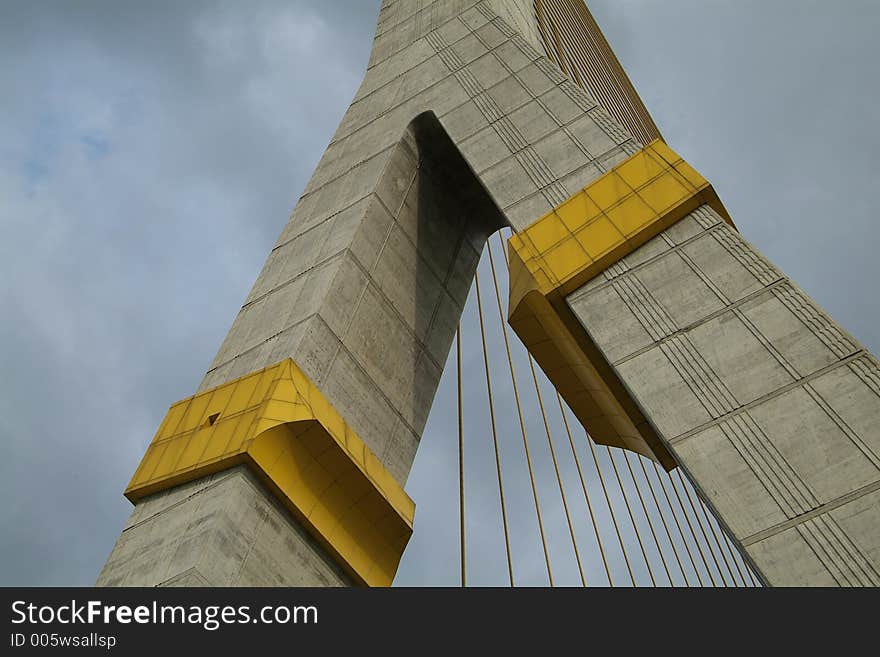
top-left (617, 345), bottom-right (714, 438)
top-left (831, 488), bottom-right (880, 579)
top-left (747, 525), bottom-right (841, 587)
top-left (687, 311), bottom-right (795, 405)
top-left (810, 357), bottom-right (880, 459)
top-left (674, 425), bottom-right (789, 538)
top-left (680, 231), bottom-right (764, 303)
top-left (97, 467), bottom-right (351, 586)
top-left (634, 252), bottom-right (726, 330)
top-left (748, 387), bottom-right (880, 505)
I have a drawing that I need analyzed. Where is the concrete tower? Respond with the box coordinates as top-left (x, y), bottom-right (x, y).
top-left (98, 0), bottom-right (880, 587)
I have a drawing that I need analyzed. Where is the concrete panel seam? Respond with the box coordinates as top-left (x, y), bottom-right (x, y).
top-left (691, 205), bottom-right (717, 230)
top-left (850, 356), bottom-right (880, 397)
top-left (560, 79), bottom-right (600, 114)
top-left (278, 146), bottom-right (397, 241)
top-left (590, 105), bottom-right (632, 146)
top-left (369, 195), bottom-right (469, 357)
top-left (322, 307), bottom-right (440, 444)
top-left (815, 515), bottom-right (879, 584)
top-left (229, 503), bottom-right (271, 586)
top-left (568, 212), bottom-right (726, 300)
top-left (718, 412), bottom-right (818, 516)
top-left (156, 474), bottom-right (214, 585)
top-left (453, 92), bottom-right (632, 180)
top-left (370, 1), bottom-right (489, 70)
top-left (117, 470), bottom-right (234, 535)
top-left (375, 0), bottom-right (443, 38)
top-left (534, 55), bottom-right (567, 85)
top-left (659, 334), bottom-right (739, 417)
top-left (612, 274), bottom-right (677, 341)
top-left (361, 11), bottom-right (544, 128)
top-left (428, 19), bottom-right (588, 206)
top-left (731, 307), bottom-right (802, 378)
top-left (610, 278), bottom-right (791, 368)
top-left (474, 1), bottom-right (497, 23)
top-left (675, 243), bottom-right (731, 305)
top-left (802, 383), bottom-right (880, 469)
top-left (425, 27), bottom-right (574, 208)
top-left (157, 567), bottom-right (213, 587)
top-left (266, 233), bottom-right (356, 298)
top-left (668, 350), bottom-right (869, 446)
top-left (794, 523), bottom-right (856, 586)
top-left (333, 58), bottom-right (457, 145)
top-left (711, 227), bottom-right (779, 286)
top-left (205, 315), bottom-right (314, 383)
top-left (561, 120), bottom-right (599, 164)
top-left (771, 282), bottom-right (858, 359)
top-left (796, 517), bottom-right (879, 586)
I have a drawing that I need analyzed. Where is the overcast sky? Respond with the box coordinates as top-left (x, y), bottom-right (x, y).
top-left (1, 0), bottom-right (877, 587)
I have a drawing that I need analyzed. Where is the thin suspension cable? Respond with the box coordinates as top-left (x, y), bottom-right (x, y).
top-left (688, 472), bottom-right (746, 586)
top-left (557, 395), bottom-right (614, 585)
top-left (676, 470), bottom-right (731, 586)
top-left (658, 462), bottom-right (716, 586)
top-left (485, 237), bottom-right (554, 586)
top-left (692, 485), bottom-right (746, 587)
top-left (636, 457), bottom-right (691, 586)
top-left (735, 540), bottom-right (760, 587)
top-left (715, 520), bottom-right (750, 587)
top-left (497, 229), bottom-right (663, 587)
top-left (674, 469), bottom-right (727, 586)
top-left (494, 230), bottom-right (586, 586)
top-left (456, 326), bottom-right (465, 588)
top-left (606, 447), bottom-right (657, 586)
top-left (583, 414), bottom-right (637, 586)
top-left (744, 558), bottom-right (761, 587)
top-left (492, 228), bottom-right (700, 588)
top-left (717, 528), bottom-right (748, 588)
top-left (474, 270), bottom-right (514, 587)
top-left (621, 452), bottom-right (675, 586)
top-left (526, 353), bottom-right (587, 586)
top-left (650, 462), bottom-right (704, 586)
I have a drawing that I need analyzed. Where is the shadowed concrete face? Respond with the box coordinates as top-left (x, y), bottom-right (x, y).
top-left (199, 112), bottom-right (506, 485)
top-left (98, 465), bottom-right (354, 587)
top-left (98, 0), bottom-right (880, 587)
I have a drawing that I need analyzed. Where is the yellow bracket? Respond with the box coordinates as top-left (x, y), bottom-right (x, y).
top-left (126, 359), bottom-right (415, 587)
top-left (508, 139), bottom-right (732, 469)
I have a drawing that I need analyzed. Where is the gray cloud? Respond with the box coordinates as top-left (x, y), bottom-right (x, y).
top-left (0, 0), bottom-right (876, 586)
top-left (0, 0), bottom-right (379, 586)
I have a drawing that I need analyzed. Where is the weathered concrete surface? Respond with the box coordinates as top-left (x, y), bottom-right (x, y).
top-left (97, 466), bottom-right (352, 586)
top-left (567, 205), bottom-right (880, 586)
